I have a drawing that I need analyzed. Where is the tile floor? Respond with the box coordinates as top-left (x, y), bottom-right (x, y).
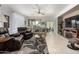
top-left (46, 32), bottom-right (79, 54)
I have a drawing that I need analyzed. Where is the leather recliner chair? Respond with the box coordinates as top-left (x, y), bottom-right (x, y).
top-left (0, 28), bottom-right (23, 52)
top-left (18, 27), bottom-right (33, 40)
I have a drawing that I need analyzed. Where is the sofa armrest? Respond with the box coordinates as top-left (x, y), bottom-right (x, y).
top-left (9, 33), bottom-right (20, 37)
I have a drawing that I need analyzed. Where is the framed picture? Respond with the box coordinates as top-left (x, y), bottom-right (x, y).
top-left (4, 15), bottom-right (9, 28)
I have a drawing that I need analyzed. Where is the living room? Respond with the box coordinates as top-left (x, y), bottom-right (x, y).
top-left (0, 4), bottom-right (56, 54)
top-left (1, 4), bottom-right (79, 54)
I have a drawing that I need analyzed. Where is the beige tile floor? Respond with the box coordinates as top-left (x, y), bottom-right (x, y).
top-left (46, 32), bottom-right (79, 54)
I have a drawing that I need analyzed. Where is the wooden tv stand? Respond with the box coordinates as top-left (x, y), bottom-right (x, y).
top-left (64, 28), bottom-right (79, 40)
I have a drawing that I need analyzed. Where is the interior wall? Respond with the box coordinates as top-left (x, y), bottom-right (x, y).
top-left (25, 17), bottom-right (29, 27)
top-left (63, 10), bottom-right (79, 19)
top-left (0, 5), bottom-right (13, 28)
top-left (61, 5), bottom-right (79, 20)
top-left (9, 12), bottom-right (25, 34)
top-left (53, 18), bottom-right (58, 34)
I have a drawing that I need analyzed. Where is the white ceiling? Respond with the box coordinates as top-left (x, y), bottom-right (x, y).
top-left (6, 4), bottom-right (69, 18)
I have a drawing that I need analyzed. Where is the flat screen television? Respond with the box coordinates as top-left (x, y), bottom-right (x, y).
top-left (65, 15), bottom-right (79, 29)
top-left (65, 19), bottom-right (72, 28)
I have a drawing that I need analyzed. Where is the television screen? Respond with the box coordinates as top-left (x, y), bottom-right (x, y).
top-left (65, 19), bottom-right (72, 28)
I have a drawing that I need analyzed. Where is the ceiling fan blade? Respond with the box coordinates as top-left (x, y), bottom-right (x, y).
top-left (34, 4), bottom-right (45, 15)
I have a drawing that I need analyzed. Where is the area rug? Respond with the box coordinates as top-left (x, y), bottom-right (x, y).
top-left (20, 36), bottom-right (49, 54)
top-left (3, 36), bottom-right (49, 54)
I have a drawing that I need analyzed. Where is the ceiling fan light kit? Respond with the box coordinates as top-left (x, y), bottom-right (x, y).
top-left (34, 4), bottom-right (45, 15)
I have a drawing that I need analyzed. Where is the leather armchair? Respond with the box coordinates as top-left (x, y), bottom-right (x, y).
top-left (0, 28), bottom-right (23, 52)
top-left (18, 27), bottom-right (33, 40)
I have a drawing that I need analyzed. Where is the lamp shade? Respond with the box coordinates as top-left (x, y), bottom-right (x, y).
top-left (0, 15), bottom-right (7, 22)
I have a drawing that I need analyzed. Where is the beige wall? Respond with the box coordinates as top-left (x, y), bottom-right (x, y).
top-left (62, 5), bottom-right (79, 20)
top-left (63, 10), bottom-right (79, 20)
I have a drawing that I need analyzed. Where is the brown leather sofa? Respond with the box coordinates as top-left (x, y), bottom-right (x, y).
top-left (0, 28), bottom-right (23, 52)
top-left (18, 27), bottom-right (33, 40)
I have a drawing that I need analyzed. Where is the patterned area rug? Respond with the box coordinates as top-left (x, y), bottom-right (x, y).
top-left (3, 36), bottom-right (49, 54)
top-left (22, 37), bottom-right (49, 54)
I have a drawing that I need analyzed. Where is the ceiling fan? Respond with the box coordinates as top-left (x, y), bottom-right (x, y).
top-left (34, 4), bottom-right (45, 15)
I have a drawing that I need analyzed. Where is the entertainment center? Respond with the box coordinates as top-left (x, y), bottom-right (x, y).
top-left (58, 15), bottom-right (79, 38)
top-left (58, 15), bottom-right (79, 50)
top-left (64, 15), bottom-right (79, 39)
top-left (57, 5), bottom-right (79, 50)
